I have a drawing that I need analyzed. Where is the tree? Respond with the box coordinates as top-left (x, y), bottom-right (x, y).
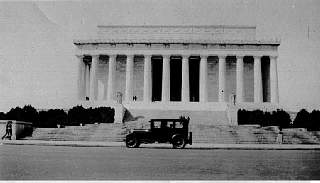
top-left (6, 107), bottom-right (24, 121)
top-left (68, 105), bottom-right (87, 125)
top-left (293, 109), bottom-right (311, 128)
top-left (22, 105), bottom-right (39, 124)
top-left (310, 110), bottom-right (320, 130)
top-left (274, 109), bottom-right (291, 130)
top-left (0, 112), bottom-right (6, 120)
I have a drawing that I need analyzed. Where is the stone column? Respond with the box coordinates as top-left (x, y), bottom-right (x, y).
top-left (270, 56), bottom-right (279, 103)
top-left (236, 55), bottom-right (244, 103)
top-left (162, 55), bottom-right (170, 102)
top-left (90, 55), bottom-right (99, 101)
top-left (199, 55), bottom-right (208, 102)
top-left (218, 55), bottom-right (226, 102)
top-left (181, 55), bottom-right (190, 102)
top-left (143, 55), bottom-right (152, 102)
top-left (85, 62), bottom-right (90, 99)
top-left (77, 55), bottom-right (85, 100)
top-left (107, 55), bottom-right (116, 101)
top-left (125, 55), bottom-right (134, 102)
top-left (254, 55), bottom-right (263, 103)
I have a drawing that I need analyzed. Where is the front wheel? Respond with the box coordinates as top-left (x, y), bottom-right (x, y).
top-left (171, 135), bottom-right (186, 149)
top-left (125, 135), bottom-right (140, 148)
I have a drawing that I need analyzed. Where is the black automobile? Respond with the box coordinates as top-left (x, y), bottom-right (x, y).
top-left (125, 116), bottom-right (192, 149)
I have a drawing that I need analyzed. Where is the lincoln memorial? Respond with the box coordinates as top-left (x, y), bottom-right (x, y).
top-left (74, 25), bottom-right (280, 124)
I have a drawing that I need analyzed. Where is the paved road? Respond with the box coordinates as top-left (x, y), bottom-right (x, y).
top-left (1, 145), bottom-right (320, 180)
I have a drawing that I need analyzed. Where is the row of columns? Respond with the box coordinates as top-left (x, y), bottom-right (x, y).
top-left (78, 54), bottom-right (279, 104)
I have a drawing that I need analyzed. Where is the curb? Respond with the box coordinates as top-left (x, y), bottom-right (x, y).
top-left (2, 140), bottom-right (320, 150)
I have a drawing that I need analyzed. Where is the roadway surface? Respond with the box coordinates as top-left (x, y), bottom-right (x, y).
top-left (1, 144), bottom-right (320, 180)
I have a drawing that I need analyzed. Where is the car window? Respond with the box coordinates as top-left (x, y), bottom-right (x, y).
top-left (175, 121), bottom-right (184, 128)
top-left (167, 121), bottom-right (174, 128)
top-left (154, 121), bottom-right (161, 128)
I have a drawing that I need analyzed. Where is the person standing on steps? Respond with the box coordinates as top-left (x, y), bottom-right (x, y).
top-left (2, 121), bottom-right (12, 140)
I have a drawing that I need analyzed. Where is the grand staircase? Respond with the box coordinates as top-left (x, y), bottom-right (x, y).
top-left (23, 121), bottom-right (320, 144)
top-left (24, 123), bottom-right (126, 142)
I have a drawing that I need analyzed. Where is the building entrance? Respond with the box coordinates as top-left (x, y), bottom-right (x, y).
top-left (189, 56), bottom-right (200, 102)
top-left (152, 56), bottom-right (163, 101)
top-left (170, 57), bottom-right (182, 101)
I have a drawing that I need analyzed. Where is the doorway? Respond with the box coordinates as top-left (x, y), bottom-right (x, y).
top-left (189, 56), bottom-right (200, 102)
top-left (152, 56), bottom-right (163, 101)
top-left (170, 56), bottom-right (182, 101)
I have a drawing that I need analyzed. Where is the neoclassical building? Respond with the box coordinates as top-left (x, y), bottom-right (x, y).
top-left (74, 25), bottom-right (280, 124)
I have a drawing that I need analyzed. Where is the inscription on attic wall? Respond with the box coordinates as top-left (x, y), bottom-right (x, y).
top-left (97, 26), bottom-right (256, 41)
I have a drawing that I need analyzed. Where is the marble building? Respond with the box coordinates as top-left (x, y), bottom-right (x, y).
top-left (74, 25), bottom-right (280, 124)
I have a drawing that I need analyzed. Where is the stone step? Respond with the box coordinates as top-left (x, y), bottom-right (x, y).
top-left (24, 122), bottom-right (320, 144)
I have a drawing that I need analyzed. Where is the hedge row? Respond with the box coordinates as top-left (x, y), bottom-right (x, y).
top-left (238, 109), bottom-right (320, 130)
top-left (238, 109), bottom-right (291, 129)
top-left (0, 105), bottom-right (114, 128)
top-left (293, 109), bottom-right (320, 130)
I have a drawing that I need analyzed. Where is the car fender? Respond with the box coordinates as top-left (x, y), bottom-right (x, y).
top-left (171, 133), bottom-right (183, 141)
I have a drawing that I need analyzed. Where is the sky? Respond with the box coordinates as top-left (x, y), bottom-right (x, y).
top-left (0, 0), bottom-right (320, 111)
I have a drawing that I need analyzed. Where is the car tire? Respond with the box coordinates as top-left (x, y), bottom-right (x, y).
top-left (171, 134), bottom-right (186, 149)
top-left (125, 135), bottom-right (140, 148)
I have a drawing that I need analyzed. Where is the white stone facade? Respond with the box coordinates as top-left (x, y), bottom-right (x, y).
top-left (74, 25), bottom-right (280, 123)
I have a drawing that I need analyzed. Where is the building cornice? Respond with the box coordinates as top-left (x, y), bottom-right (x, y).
top-left (73, 39), bottom-right (280, 46)
top-left (97, 25), bottom-right (257, 29)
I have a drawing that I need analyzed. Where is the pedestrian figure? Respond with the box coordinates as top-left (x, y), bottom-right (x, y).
top-left (2, 121), bottom-right (12, 140)
top-left (276, 131), bottom-right (283, 144)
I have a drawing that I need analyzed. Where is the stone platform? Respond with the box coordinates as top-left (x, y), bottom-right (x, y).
top-left (22, 122), bottom-right (320, 145)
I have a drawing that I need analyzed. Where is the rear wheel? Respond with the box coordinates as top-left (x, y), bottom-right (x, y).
top-left (171, 135), bottom-right (186, 149)
top-left (126, 135), bottom-right (140, 148)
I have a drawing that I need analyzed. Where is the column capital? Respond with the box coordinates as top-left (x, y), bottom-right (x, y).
top-left (200, 54), bottom-right (208, 59)
top-left (162, 54), bottom-right (170, 60)
top-left (109, 54), bottom-right (117, 59)
top-left (144, 54), bottom-right (152, 60)
top-left (236, 55), bottom-right (245, 59)
top-left (91, 54), bottom-right (100, 59)
top-left (126, 54), bottom-right (134, 59)
top-left (269, 55), bottom-right (278, 60)
top-left (253, 55), bottom-right (262, 59)
top-left (181, 54), bottom-right (190, 59)
top-left (218, 55), bottom-right (227, 59)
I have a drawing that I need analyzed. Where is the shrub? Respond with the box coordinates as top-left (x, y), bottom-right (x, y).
top-left (21, 105), bottom-right (39, 124)
top-left (261, 111), bottom-right (272, 126)
top-left (2, 105), bottom-right (116, 127)
top-left (273, 109), bottom-right (291, 130)
top-left (87, 107), bottom-right (100, 124)
top-left (0, 112), bottom-right (6, 120)
top-left (67, 106), bottom-right (114, 124)
top-left (310, 110), bottom-right (320, 130)
top-left (253, 110), bottom-right (264, 125)
top-left (238, 109), bottom-right (291, 129)
top-left (38, 109), bottom-right (67, 128)
top-left (293, 109), bottom-right (311, 128)
top-left (68, 105), bottom-right (87, 125)
top-left (6, 107), bottom-right (24, 121)
top-left (238, 109), bottom-right (253, 125)
top-left (96, 107), bottom-right (114, 123)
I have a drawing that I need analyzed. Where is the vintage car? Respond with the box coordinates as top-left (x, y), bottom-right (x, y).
top-left (125, 116), bottom-right (192, 149)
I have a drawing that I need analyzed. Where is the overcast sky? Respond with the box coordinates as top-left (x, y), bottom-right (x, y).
top-left (1, 0), bottom-right (320, 111)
